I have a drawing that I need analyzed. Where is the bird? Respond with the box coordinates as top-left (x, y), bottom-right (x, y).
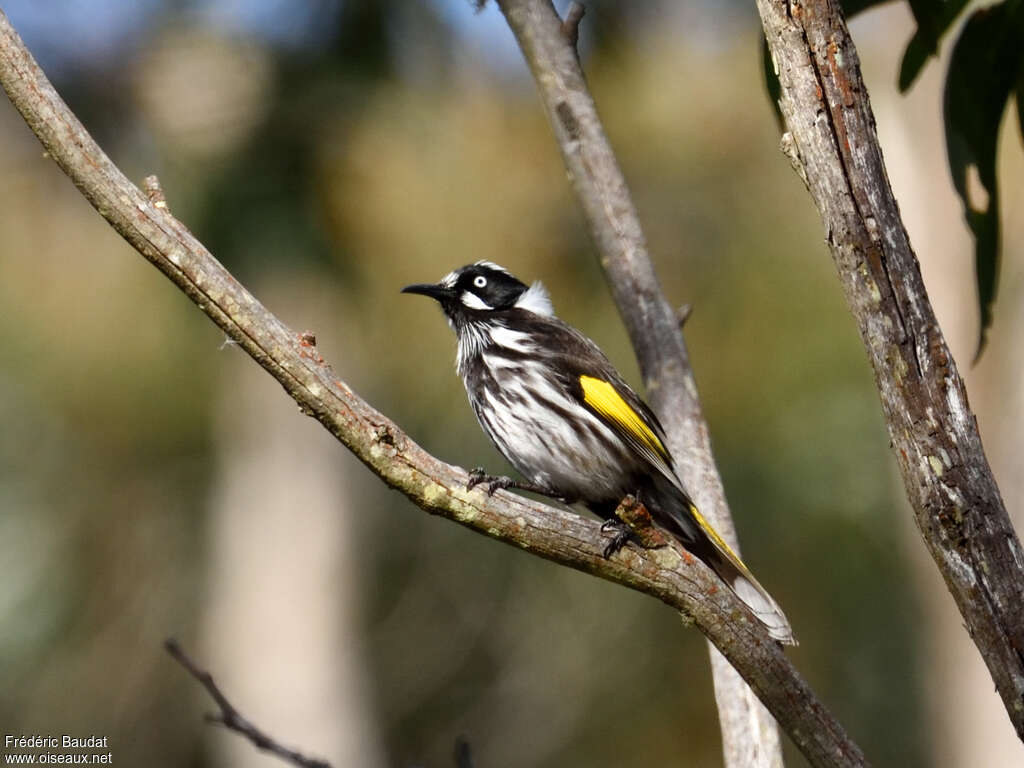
top-left (402, 261), bottom-right (794, 644)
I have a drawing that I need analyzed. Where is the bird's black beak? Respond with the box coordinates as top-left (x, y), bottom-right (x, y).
top-left (401, 282), bottom-right (453, 302)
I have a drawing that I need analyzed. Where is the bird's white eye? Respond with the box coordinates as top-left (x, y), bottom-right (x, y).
top-left (473, 275), bottom-right (488, 289)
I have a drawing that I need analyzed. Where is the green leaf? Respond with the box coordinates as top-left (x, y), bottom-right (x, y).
top-left (943, 1), bottom-right (1024, 357)
top-left (898, 35), bottom-right (931, 92)
top-left (1017, 56), bottom-right (1024, 146)
top-left (898, 0), bottom-right (970, 91)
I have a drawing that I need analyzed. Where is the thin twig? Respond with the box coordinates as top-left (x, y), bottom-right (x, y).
top-left (0, 9), bottom-right (863, 768)
top-left (676, 303), bottom-right (693, 328)
top-left (559, 2), bottom-right (585, 51)
top-left (453, 736), bottom-right (474, 768)
top-left (164, 639), bottom-right (332, 768)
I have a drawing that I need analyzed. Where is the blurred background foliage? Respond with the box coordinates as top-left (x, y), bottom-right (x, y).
top-left (0, 1), bottom-right (1020, 767)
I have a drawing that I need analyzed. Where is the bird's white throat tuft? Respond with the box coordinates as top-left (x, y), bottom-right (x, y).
top-left (514, 281), bottom-right (554, 316)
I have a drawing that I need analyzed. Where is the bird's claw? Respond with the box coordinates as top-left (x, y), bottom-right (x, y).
top-left (600, 519), bottom-right (633, 559)
top-left (467, 467), bottom-right (513, 496)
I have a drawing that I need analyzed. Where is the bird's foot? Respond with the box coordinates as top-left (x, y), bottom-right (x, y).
top-left (467, 467), bottom-right (558, 498)
top-left (466, 467), bottom-right (515, 495)
top-left (606, 495), bottom-right (671, 555)
top-left (600, 518), bottom-right (634, 558)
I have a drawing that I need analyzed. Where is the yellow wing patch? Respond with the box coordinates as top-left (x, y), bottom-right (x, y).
top-left (580, 376), bottom-right (754, 578)
top-left (579, 375), bottom-right (669, 463)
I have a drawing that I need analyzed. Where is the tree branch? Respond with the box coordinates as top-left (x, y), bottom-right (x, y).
top-left (493, 1), bottom-right (788, 765)
top-left (756, 0), bottom-right (1024, 739)
top-left (0, 9), bottom-right (864, 768)
top-left (164, 640), bottom-right (332, 768)
top-left (559, 1), bottom-right (585, 51)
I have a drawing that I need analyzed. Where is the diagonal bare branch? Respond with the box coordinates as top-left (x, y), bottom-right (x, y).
top-left (0, 9), bottom-right (864, 768)
top-left (165, 640), bottom-right (332, 768)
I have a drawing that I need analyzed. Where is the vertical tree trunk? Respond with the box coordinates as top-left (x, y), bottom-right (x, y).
top-left (755, 0), bottom-right (1024, 739)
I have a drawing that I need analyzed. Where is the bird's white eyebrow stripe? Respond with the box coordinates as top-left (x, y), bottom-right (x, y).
top-left (473, 260), bottom-right (512, 276)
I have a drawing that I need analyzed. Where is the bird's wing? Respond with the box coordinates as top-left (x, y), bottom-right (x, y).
top-left (536, 318), bottom-right (684, 491)
top-left (575, 373), bottom-right (678, 481)
top-left (574, 371), bottom-right (747, 549)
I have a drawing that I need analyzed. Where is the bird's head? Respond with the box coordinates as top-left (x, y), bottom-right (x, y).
top-left (402, 261), bottom-right (553, 332)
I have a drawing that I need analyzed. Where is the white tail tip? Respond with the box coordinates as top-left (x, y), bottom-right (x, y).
top-left (733, 577), bottom-right (797, 645)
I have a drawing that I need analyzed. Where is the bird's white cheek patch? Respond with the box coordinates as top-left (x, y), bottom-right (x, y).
top-left (461, 291), bottom-right (492, 310)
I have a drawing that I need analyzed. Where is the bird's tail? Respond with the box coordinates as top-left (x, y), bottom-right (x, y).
top-left (649, 483), bottom-right (796, 645)
top-left (694, 513), bottom-right (796, 646)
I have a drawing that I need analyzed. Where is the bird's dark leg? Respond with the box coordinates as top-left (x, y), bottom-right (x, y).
top-left (466, 467), bottom-right (561, 498)
top-left (599, 518), bottom-right (633, 558)
top-left (599, 493), bottom-right (671, 558)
